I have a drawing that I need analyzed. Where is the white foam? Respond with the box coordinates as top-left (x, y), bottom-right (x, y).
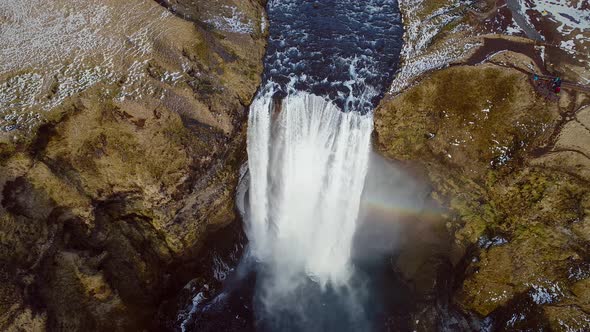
top-left (246, 91), bottom-right (373, 293)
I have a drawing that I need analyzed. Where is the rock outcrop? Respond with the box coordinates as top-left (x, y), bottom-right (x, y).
top-left (375, 0), bottom-right (590, 330)
top-left (0, 0), bottom-right (266, 330)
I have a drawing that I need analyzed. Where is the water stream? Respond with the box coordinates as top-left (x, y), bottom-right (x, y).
top-left (176, 1), bottom-right (408, 330)
top-left (247, 92), bottom-right (373, 288)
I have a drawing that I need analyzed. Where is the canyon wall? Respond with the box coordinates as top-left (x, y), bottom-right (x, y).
top-left (0, 0), bottom-right (266, 330)
top-left (375, 0), bottom-right (590, 330)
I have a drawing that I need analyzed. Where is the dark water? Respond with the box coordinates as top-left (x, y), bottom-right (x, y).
top-left (176, 228), bottom-right (414, 332)
top-left (175, 156), bottom-right (444, 332)
top-left (179, 260), bottom-right (402, 332)
top-left (263, 0), bottom-right (403, 113)
top-left (176, 1), bottom-right (406, 331)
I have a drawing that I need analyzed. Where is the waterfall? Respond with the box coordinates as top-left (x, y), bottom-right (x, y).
top-left (173, 1), bottom-right (406, 329)
top-left (246, 91), bottom-right (373, 293)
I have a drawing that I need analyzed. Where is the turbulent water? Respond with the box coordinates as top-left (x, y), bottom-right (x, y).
top-left (178, 1), bottom-right (404, 331)
top-left (264, 0), bottom-right (403, 113)
top-left (247, 92), bottom-right (373, 289)
top-left (246, 0), bottom-right (402, 291)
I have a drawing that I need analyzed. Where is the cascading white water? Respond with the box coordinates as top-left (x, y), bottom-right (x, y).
top-left (246, 92), bottom-right (373, 291)
top-left (174, 1), bottom-right (406, 328)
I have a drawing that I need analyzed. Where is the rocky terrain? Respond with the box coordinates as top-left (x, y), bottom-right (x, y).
top-left (2, 0), bottom-right (589, 331)
top-left (0, 0), bottom-right (266, 330)
top-left (375, 0), bottom-right (590, 330)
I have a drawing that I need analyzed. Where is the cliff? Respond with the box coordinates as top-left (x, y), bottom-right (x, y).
top-left (0, 0), bottom-right (266, 330)
top-left (375, 0), bottom-right (590, 330)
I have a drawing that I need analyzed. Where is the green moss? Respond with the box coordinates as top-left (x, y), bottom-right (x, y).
top-left (416, 0), bottom-right (456, 20)
top-left (404, 87), bottom-right (423, 106)
top-left (147, 62), bottom-right (165, 80)
top-left (107, 130), bottom-right (138, 160)
top-left (75, 132), bottom-right (107, 172)
top-left (0, 142), bottom-right (16, 165)
top-left (163, 118), bottom-right (190, 147)
top-left (429, 67), bottom-right (517, 118)
top-left (194, 41), bottom-right (212, 66)
top-left (376, 64), bottom-right (573, 252)
top-left (189, 75), bottom-right (218, 96)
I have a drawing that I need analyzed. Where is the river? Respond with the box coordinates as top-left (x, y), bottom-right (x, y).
top-left (174, 1), bottom-right (430, 331)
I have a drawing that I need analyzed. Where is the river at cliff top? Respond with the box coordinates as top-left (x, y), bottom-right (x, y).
top-left (262, 0), bottom-right (403, 113)
top-left (172, 1), bottom-right (435, 331)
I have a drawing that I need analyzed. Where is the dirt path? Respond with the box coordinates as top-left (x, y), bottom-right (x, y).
top-left (490, 61), bottom-right (590, 93)
top-left (465, 37), bottom-right (548, 75)
top-left (464, 38), bottom-right (590, 93)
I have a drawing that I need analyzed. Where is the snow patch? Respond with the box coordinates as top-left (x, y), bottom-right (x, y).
top-left (527, 280), bottom-right (564, 304)
top-left (506, 313), bottom-right (526, 328)
top-left (390, 0), bottom-right (480, 94)
top-left (205, 5), bottom-right (253, 34)
top-left (505, 21), bottom-right (524, 35)
top-left (0, 0), bottom-right (175, 132)
top-left (478, 235), bottom-right (509, 249)
top-left (531, 0), bottom-right (590, 32)
top-left (514, 0), bottom-right (590, 61)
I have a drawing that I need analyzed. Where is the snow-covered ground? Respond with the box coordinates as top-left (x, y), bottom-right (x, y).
top-left (0, 0), bottom-right (180, 133)
top-left (516, 0), bottom-right (589, 56)
top-left (389, 0), bottom-right (480, 95)
top-left (391, 0), bottom-right (589, 93)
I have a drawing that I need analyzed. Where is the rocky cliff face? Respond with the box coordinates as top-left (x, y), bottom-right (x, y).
top-left (3, 0), bottom-right (589, 331)
top-left (0, 0), bottom-right (266, 330)
top-left (375, 0), bottom-right (590, 330)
